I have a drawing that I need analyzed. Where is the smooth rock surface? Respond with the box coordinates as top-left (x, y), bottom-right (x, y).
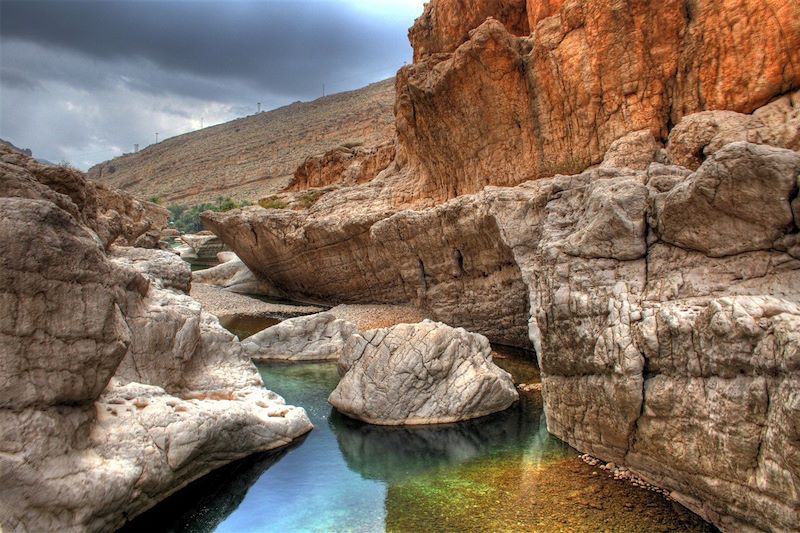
top-left (178, 232), bottom-right (228, 266)
top-left (329, 320), bottom-right (518, 425)
top-left (242, 312), bottom-right (359, 362)
top-left (0, 152), bottom-right (312, 532)
top-left (192, 253), bottom-right (277, 295)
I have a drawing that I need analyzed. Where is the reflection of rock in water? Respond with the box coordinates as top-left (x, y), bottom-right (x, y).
top-left (119, 439), bottom-right (302, 533)
top-left (331, 396), bottom-right (568, 483)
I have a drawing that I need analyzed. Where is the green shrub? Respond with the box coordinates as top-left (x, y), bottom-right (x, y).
top-left (259, 196), bottom-right (289, 209)
top-left (340, 141), bottom-right (363, 150)
top-left (147, 195), bottom-right (163, 205)
top-left (297, 190), bottom-right (324, 209)
top-left (167, 196), bottom-right (248, 234)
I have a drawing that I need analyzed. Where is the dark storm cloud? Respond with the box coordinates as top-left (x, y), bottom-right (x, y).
top-left (0, 70), bottom-right (41, 91)
top-left (1, 0), bottom-right (415, 99)
top-left (0, 0), bottom-right (422, 169)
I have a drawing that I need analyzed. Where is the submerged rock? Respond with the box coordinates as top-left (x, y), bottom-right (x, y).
top-left (329, 320), bottom-right (518, 425)
top-left (242, 312), bottom-right (359, 362)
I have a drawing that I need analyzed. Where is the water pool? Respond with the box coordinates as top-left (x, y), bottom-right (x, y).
top-left (122, 357), bottom-right (715, 532)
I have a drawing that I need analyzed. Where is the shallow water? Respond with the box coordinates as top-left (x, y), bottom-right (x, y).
top-left (218, 316), bottom-right (280, 340)
top-left (122, 354), bottom-right (716, 533)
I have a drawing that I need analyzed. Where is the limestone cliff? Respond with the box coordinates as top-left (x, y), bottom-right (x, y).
top-left (0, 148), bottom-right (312, 531)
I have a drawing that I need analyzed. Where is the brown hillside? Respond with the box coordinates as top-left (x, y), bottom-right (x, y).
top-left (88, 78), bottom-right (395, 205)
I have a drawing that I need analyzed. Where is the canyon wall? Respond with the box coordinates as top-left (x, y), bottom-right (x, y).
top-left (208, 134), bottom-right (800, 531)
top-left (204, 1), bottom-right (800, 529)
top-left (392, 0), bottom-right (800, 203)
top-left (0, 146), bottom-right (311, 531)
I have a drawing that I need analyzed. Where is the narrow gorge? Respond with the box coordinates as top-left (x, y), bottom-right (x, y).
top-left (1, 0), bottom-right (798, 531)
top-left (202, 0), bottom-right (800, 530)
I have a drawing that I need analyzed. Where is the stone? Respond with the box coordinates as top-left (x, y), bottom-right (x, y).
top-left (207, 138), bottom-right (800, 530)
top-left (287, 141), bottom-right (395, 191)
top-left (199, 1), bottom-right (800, 528)
top-left (111, 246), bottom-right (192, 292)
top-left (0, 150), bottom-right (312, 531)
top-left (329, 320), bottom-right (518, 425)
top-left (0, 144), bottom-right (168, 248)
top-left (600, 130), bottom-right (663, 171)
top-left (204, 188), bottom-right (532, 348)
top-left (192, 253), bottom-right (278, 295)
top-left (666, 91), bottom-right (800, 169)
top-left (241, 312), bottom-right (359, 362)
top-left (652, 142), bottom-right (800, 257)
top-left (179, 232), bottom-right (228, 266)
top-left (408, 0), bottom-right (529, 61)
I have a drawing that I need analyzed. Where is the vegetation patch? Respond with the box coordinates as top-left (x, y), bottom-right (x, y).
top-left (296, 190), bottom-right (325, 209)
top-left (259, 196), bottom-right (289, 209)
top-left (340, 141), bottom-right (364, 150)
top-left (167, 196), bottom-right (251, 233)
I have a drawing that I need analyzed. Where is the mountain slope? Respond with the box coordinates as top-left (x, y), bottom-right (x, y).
top-left (88, 78), bottom-right (396, 205)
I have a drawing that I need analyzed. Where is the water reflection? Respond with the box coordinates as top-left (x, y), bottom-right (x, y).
top-left (116, 361), bottom-right (713, 533)
top-left (217, 316), bottom-right (280, 340)
top-left (330, 395), bottom-right (569, 483)
top-left (119, 442), bottom-right (300, 533)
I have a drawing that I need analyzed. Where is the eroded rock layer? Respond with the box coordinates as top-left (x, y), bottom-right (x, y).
top-left (392, 0), bottom-right (800, 203)
top-left (0, 149), bottom-right (312, 531)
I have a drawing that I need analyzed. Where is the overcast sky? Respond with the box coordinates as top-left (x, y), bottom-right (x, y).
top-left (0, 0), bottom-right (425, 169)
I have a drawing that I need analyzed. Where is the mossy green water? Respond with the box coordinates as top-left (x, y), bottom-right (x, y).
top-left (121, 357), bottom-right (716, 532)
top-left (218, 316), bottom-right (280, 340)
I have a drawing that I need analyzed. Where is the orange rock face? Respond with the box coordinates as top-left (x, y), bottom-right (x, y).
top-left (287, 141), bottom-right (395, 191)
top-left (409, 0), bottom-right (529, 61)
top-left (526, 0), bottom-right (564, 27)
top-left (395, 0), bottom-right (800, 204)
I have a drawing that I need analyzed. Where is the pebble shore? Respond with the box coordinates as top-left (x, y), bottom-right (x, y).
top-left (328, 303), bottom-right (428, 330)
top-left (190, 283), bottom-right (325, 321)
top-left (578, 454), bottom-right (673, 499)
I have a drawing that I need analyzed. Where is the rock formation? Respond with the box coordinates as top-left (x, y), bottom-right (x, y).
top-left (408, 0), bottom-right (530, 61)
top-left (192, 251), bottom-right (277, 295)
top-left (0, 148), bottom-right (312, 531)
top-left (206, 127), bottom-right (800, 531)
top-left (329, 321), bottom-right (518, 425)
top-left (392, 0), bottom-right (800, 203)
top-left (202, 0), bottom-right (800, 529)
top-left (177, 231), bottom-right (228, 266)
top-left (0, 144), bottom-right (168, 248)
top-left (287, 141), bottom-right (395, 191)
top-left (242, 312), bottom-right (359, 362)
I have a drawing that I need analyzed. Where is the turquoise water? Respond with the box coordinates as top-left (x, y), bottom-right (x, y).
top-left (219, 363), bottom-right (388, 532)
top-left (122, 358), bottom-right (715, 532)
